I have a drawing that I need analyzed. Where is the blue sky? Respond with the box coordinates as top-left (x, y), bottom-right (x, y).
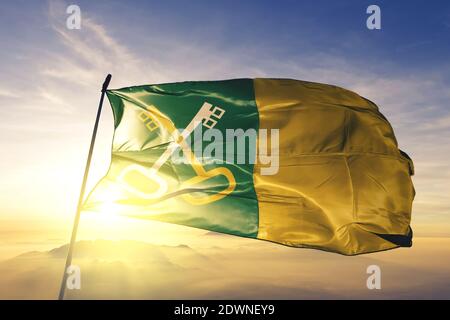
top-left (0, 0), bottom-right (449, 236)
top-left (2, 0), bottom-right (450, 73)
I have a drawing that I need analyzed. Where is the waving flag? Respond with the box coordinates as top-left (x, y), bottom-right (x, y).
top-left (83, 78), bottom-right (414, 255)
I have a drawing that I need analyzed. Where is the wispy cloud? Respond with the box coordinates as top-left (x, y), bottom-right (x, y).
top-left (0, 88), bottom-right (19, 98)
top-left (0, 0), bottom-right (448, 233)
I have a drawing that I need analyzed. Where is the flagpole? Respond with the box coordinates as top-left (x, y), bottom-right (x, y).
top-left (58, 74), bottom-right (112, 300)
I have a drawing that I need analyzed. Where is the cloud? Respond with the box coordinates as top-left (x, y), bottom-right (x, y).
top-left (44, 0), bottom-right (167, 89)
top-left (1, 238), bottom-right (450, 299)
top-left (0, 0), bottom-right (448, 232)
top-left (0, 88), bottom-right (19, 98)
top-left (420, 114), bottom-right (450, 130)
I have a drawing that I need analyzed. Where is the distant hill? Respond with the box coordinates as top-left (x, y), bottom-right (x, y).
top-left (0, 239), bottom-right (214, 299)
top-left (0, 238), bottom-right (449, 299)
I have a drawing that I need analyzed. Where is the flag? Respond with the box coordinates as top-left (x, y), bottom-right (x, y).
top-left (83, 78), bottom-right (414, 255)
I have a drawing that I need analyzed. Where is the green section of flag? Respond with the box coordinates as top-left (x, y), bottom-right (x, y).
top-left (84, 79), bottom-right (259, 237)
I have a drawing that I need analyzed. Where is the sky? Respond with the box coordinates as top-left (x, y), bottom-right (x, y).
top-left (0, 0), bottom-right (450, 299)
top-left (0, 0), bottom-right (449, 298)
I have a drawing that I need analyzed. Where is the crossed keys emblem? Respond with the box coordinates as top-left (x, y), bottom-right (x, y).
top-left (118, 102), bottom-right (236, 205)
